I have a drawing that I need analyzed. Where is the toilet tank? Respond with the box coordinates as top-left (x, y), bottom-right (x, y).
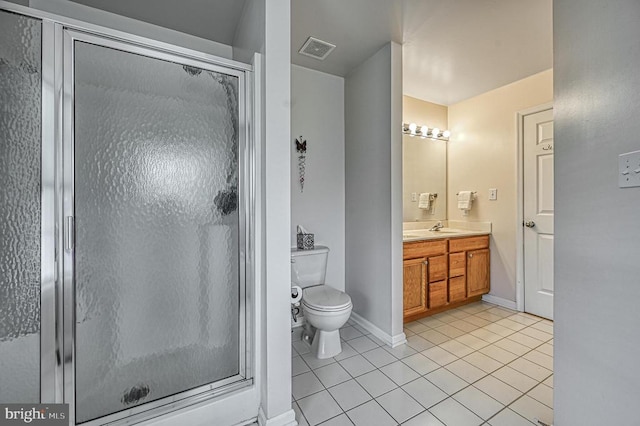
top-left (291, 246), bottom-right (329, 288)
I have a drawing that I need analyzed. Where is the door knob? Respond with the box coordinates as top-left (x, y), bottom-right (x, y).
top-left (524, 220), bottom-right (535, 228)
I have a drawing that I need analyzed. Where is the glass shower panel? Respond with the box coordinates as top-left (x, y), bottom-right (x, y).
top-left (73, 42), bottom-right (240, 423)
top-left (0, 10), bottom-right (42, 403)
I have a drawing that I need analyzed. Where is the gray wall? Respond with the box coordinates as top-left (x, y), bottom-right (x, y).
top-left (554, 1), bottom-right (640, 424)
top-left (345, 42), bottom-right (404, 341)
top-left (291, 65), bottom-right (346, 291)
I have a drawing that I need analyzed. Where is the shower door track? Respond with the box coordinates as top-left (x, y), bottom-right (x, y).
top-left (0, 2), bottom-right (255, 425)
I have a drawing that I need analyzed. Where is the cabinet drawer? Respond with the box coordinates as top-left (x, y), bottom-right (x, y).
top-left (404, 239), bottom-right (448, 260)
top-left (429, 280), bottom-right (448, 308)
top-left (449, 235), bottom-right (489, 252)
top-left (449, 276), bottom-right (466, 303)
top-left (449, 252), bottom-right (466, 277)
top-left (428, 254), bottom-right (448, 282)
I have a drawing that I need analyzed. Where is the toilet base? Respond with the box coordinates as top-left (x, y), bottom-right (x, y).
top-left (311, 329), bottom-right (342, 359)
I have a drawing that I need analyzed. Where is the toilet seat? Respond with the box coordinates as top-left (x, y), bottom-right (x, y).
top-left (302, 285), bottom-right (352, 312)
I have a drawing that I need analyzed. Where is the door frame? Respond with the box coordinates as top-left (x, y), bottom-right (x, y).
top-left (515, 102), bottom-right (553, 313)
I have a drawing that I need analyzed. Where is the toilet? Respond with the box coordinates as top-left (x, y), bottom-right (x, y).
top-left (291, 246), bottom-right (352, 359)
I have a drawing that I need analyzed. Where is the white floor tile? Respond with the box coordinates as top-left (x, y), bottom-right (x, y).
top-left (379, 361), bottom-right (420, 386)
top-left (334, 341), bottom-right (359, 361)
top-left (401, 353), bottom-right (441, 375)
top-left (376, 388), bottom-right (425, 424)
top-left (523, 350), bottom-right (553, 371)
top-left (508, 358), bottom-right (552, 382)
top-left (449, 319), bottom-right (480, 333)
top-left (407, 335), bottom-right (436, 351)
top-left (439, 339), bottom-right (475, 358)
top-left (509, 395), bottom-right (554, 426)
top-left (463, 315), bottom-right (492, 328)
top-left (527, 383), bottom-right (553, 408)
top-left (302, 352), bottom-right (336, 370)
top-left (367, 334), bottom-right (387, 346)
top-left (318, 414), bottom-right (354, 426)
top-left (507, 313), bottom-right (540, 326)
top-left (314, 363), bottom-right (352, 388)
top-left (491, 366), bottom-right (538, 393)
top-left (473, 376), bottom-right (522, 405)
top-left (297, 390), bottom-right (344, 426)
top-left (417, 317), bottom-right (446, 328)
top-left (346, 400), bottom-right (397, 426)
top-left (402, 377), bottom-right (448, 409)
top-left (482, 323), bottom-right (516, 338)
top-left (537, 342), bottom-right (553, 357)
top-left (384, 344), bottom-right (417, 359)
top-left (327, 379), bottom-right (372, 412)
top-left (419, 329), bottom-right (450, 345)
top-left (293, 401), bottom-right (310, 426)
top-left (463, 352), bottom-right (503, 373)
top-left (455, 334), bottom-right (490, 350)
top-left (292, 371), bottom-right (325, 400)
top-left (479, 345), bottom-right (519, 364)
top-left (445, 359), bottom-right (487, 384)
top-left (422, 346), bottom-right (458, 366)
top-left (469, 328), bottom-right (503, 343)
top-left (453, 385), bottom-right (504, 420)
top-left (487, 408), bottom-right (534, 426)
top-left (425, 368), bottom-right (468, 395)
top-left (520, 327), bottom-right (553, 342)
top-left (293, 339), bottom-right (311, 355)
top-left (339, 326), bottom-right (364, 341)
top-left (361, 347), bottom-right (397, 368)
top-left (494, 318), bottom-right (527, 331)
top-left (506, 333), bottom-right (544, 349)
top-left (348, 336), bottom-right (380, 353)
top-left (493, 337), bottom-right (530, 356)
top-left (401, 410), bottom-right (445, 426)
top-left (430, 397), bottom-right (484, 426)
top-left (434, 324), bottom-right (466, 339)
top-left (405, 321), bottom-right (430, 334)
top-left (338, 354), bottom-right (376, 377)
top-left (355, 370), bottom-right (397, 398)
top-left (447, 309), bottom-right (472, 319)
top-left (531, 321), bottom-right (553, 334)
top-left (542, 375), bottom-right (553, 388)
top-left (293, 355), bottom-right (311, 376)
top-left (473, 311), bottom-right (505, 323)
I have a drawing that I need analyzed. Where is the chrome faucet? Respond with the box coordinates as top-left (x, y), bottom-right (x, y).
top-left (429, 221), bottom-right (443, 231)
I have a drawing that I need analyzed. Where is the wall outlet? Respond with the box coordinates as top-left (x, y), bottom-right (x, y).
top-left (619, 150), bottom-right (640, 188)
top-left (411, 192), bottom-right (417, 202)
top-left (489, 188), bottom-right (497, 200)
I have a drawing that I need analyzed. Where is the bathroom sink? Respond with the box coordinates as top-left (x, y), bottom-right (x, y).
top-left (429, 228), bottom-right (463, 234)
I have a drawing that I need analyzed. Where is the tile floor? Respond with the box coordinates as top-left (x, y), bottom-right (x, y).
top-left (291, 302), bottom-right (553, 426)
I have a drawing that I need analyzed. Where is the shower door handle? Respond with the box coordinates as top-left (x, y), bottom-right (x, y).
top-left (65, 216), bottom-right (75, 252)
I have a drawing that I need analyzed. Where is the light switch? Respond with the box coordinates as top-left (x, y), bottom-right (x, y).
top-left (489, 188), bottom-right (497, 200)
top-left (619, 150), bottom-right (640, 188)
top-left (411, 192), bottom-right (417, 202)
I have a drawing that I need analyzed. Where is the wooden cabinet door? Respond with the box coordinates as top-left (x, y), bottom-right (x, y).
top-left (428, 254), bottom-right (448, 282)
top-left (449, 276), bottom-right (466, 303)
top-left (403, 258), bottom-right (428, 317)
top-left (467, 248), bottom-right (490, 297)
top-left (429, 280), bottom-right (448, 308)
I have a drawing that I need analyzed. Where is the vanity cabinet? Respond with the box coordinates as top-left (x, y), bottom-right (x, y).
top-left (403, 234), bottom-right (490, 322)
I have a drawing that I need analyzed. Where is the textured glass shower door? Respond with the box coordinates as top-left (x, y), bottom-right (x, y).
top-left (68, 35), bottom-right (247, 424)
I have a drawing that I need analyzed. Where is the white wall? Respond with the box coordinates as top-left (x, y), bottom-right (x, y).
top-left (28, 0), bottom-right (233, 59)
top-left (291, 65), bottom-right (345, 291)
top-left (447, 70), bottom-right (553, 303)
top-left (345, 42), bottom-right (405, 343)
top-left (554, 1), bottom-right (640, 424)
top-left (232, 0), bottom-right (264, 63)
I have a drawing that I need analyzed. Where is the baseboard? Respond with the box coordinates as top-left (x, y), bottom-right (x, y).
top-left (482, 294), bottom-right (518, 310)
top-left (349, 312), bottom-right (407, 348)
top-left (257, 407), bottom-right (297, 426)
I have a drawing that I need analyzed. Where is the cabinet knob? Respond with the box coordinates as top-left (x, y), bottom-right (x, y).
top-left (424, 260), bottom-right (429, 266)
top-left (469, 253), bottom-right (473, 258)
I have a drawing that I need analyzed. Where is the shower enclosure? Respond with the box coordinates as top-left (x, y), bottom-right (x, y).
top-left (0, 4), bottom-right (253, 425)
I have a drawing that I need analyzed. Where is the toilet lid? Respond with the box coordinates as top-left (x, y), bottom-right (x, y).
top-left (302, 285), bottom-right (352, 311)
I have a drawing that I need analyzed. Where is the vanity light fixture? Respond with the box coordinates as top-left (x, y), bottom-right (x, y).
top-left (402, 122), bottom-right (450, 141)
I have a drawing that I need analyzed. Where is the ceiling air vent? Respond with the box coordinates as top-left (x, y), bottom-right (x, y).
top-left (298, 37), bottom-right (336, 60)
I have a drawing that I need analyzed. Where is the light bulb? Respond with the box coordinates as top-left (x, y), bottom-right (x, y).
top-left (443, 130), bottom-right (451, 138)
top-left (432, 128), bottom-right (440, 137)
top-left (408, 123), bottom-right (417, 132)
top-left (421, 126), bottom-right (429, 137)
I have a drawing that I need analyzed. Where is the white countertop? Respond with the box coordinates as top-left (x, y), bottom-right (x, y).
top-left (402, 228), bottom-right (490, 242)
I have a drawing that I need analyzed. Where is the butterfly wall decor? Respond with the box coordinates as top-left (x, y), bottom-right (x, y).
top-left (295, 136), bottom-right (307, 192)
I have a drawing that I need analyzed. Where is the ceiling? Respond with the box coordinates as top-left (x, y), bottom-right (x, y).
top-left (69, 0), bottom-right (552, 106)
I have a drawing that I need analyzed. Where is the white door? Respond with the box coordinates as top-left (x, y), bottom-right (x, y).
top-left (523, 108), bottom-right (554, 320)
